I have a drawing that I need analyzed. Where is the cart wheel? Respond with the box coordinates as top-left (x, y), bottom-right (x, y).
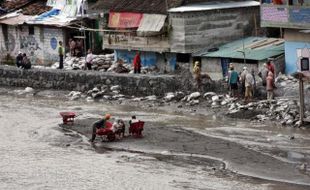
top-left (138, 129), bottom-right (143, 137)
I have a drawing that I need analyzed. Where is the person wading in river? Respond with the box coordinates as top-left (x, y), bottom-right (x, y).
top-left (89, 114), bottom-right (111, 143)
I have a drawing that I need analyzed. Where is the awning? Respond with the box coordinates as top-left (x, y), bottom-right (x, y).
top-left (108, 12), bottom-right (143, 28)
top-left (137, 14), bottom-right (166, 32)
top-left (195, 37), bottom-right (284, 61)
top-left (168, 1), bottom-right (260, 13)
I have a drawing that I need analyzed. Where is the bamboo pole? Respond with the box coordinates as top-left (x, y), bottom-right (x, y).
top-left (299, 75), bottom-right (305, 124)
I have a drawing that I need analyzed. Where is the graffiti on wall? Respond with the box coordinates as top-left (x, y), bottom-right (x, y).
top-left (20, 35), bottom-right (42, 64)
top-left (5, 34), bottom-right (16, 52)
top-left (0, 33), bottom-right (16, 52)
top-left (20, 36), bottom-right (41, 54)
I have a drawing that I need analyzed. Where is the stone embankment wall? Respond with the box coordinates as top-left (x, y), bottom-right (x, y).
top-left (0, 66), bottom-right (223, 96)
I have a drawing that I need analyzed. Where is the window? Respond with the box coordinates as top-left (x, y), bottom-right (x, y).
top-left (29, 26), bottom-right (34, 35)
top-left (300, 57), bottom-right (309, 71)
top-left (176, 53), bottom-right (190, 63)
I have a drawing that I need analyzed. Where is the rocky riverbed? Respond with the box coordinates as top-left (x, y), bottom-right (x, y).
top-left (58, 72), bottom-right (310, 129)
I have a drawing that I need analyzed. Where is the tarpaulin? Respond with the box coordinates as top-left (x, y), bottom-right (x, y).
top-left (108, 12), bottom-right (142, 28)
top-left (137, 14), bottom-right (166, 32)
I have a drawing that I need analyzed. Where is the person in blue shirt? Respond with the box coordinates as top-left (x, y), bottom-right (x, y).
top-left (228, 66), bottom-right (239, 97)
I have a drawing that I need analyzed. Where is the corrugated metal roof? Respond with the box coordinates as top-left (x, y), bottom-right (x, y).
top-left (137, 14), bottom-right (166, 32)
top-left (0, 12), bottom-right (33, 25)
top-left (196, 37), bottom-right (284, 61)
top-left (168, 1), bottom-right (260, 13)
top-left (88, 0), bottom-right (184, 14)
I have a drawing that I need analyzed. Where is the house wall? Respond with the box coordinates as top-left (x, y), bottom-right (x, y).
top-left (284, 29), bottom-right (310, 74)
top-left (115, 50), bottom-right (176, 72)
top-left (19, 25), bottom-right (43, 65)
top-left (200, 58), bottom-right (223, 80)
top-left (201, 55), bottom-right (285, 81)
top-left (0, 24), bottom-right (64, 65)
top-left (169, 6), bottom-right (260, 53)
top-left (284, 41), bottom-right (310, 74)
top-left (42, 27), bottom-right (65, 65)
top-left (0, 25), bottom-right (19, 64)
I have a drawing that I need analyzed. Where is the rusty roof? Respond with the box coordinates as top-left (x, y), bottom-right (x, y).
top-left (89, 0), bottom-right (185, 14)
top-left (22, 0), bottom-right (51, 15)
top-left (1, 0), bottom-right (34, 11)
top-left (88, 0), bottom-right (245, 14)
top-left (0, 0), bottom-right (51, 15)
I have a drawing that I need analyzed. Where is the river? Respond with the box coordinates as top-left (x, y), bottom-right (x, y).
top-left (0, 88), bottom-right (309, 190)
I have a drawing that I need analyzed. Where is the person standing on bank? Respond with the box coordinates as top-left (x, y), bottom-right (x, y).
top-left (193, 61), bottom-right (202, 90)
top-left (85, 49), bottom-right (93, 70)
top-left (266, 71), bottom-right (274, 101)
top-left (58, 41), bottom-right (64, 69)
top-left (228, 66), bottom-right (239, 97)
top-left (133, 51), bottom-right (141, 73)
top-left (258, 63), bottom-right (269, 86)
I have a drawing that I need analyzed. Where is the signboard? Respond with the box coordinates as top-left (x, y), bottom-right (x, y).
top-left (261, 7), bottom-right (288, 22)
top-left (108, 12), bottom-right (143, 29)
top-left (290, 8), bottom-right (310, 24)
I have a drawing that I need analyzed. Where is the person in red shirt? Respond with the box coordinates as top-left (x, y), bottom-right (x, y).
top-left (273, 0), bottom-right (283, 5)
top-left (267, 60), bottom-right (276, 88)
top-left (267, 60), bottom-right (275, 75)
top-left (133, 51), bottom-right (142, 74)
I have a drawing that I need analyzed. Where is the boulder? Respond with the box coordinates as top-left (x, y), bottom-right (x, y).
top-left (24, 87), bottom-right (34, 93)
top-left (188, 92), bottom-right (201, 101)
top-left (110, 85), bottom-right (120, 91)
top-left (203, 92), bottom-right (216, 99)
top-left (164, 92), bottom-right (176, 102)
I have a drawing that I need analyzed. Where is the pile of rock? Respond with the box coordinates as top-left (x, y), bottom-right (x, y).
top-left (52, 54), bottom-right (114, 71)
top-left (67, 85), bottom-right (126, 102)
top-left (162, 89), bottom-right (303, 127)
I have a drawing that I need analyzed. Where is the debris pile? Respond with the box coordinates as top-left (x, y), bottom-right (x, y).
top-left (64, 73), bottom-right (305, 127)
top-left (52, 54), bottom-right (115, 71)
top-left (51, 54), bottom-right (160, 74)
top-left (67, 85), bottom-right (127, 102)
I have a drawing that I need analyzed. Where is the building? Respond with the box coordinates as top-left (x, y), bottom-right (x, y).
top-left (260, 0), bottom-right (310, 74)
top-left (90, 0), bottom-right (260, 72)
top-left (0, 0), bottom-right (88, 65)
top-left (194, 37), bottom-right (285, 80)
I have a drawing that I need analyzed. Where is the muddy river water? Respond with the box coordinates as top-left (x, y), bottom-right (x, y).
top-left (0, 89), bottom-right (310, 190)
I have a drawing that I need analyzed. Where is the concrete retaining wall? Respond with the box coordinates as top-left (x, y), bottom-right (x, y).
top-left (0, 66), bottom-right (226, 96)
top-left (0, 66), bottom-right (188, 96)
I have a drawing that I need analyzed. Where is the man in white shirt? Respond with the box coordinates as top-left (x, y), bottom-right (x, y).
top-left (245, 72), bottom-right (254, 102)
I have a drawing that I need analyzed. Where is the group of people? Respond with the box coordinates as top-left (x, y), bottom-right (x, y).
top-left (89, 114), bottom-right (140, 143)
top-left (227, 60), bottom-right (276, 101)
top-left (16, 51), bottom-right (31, 69)
top-left (68, 38), bottom-right (84, 57)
